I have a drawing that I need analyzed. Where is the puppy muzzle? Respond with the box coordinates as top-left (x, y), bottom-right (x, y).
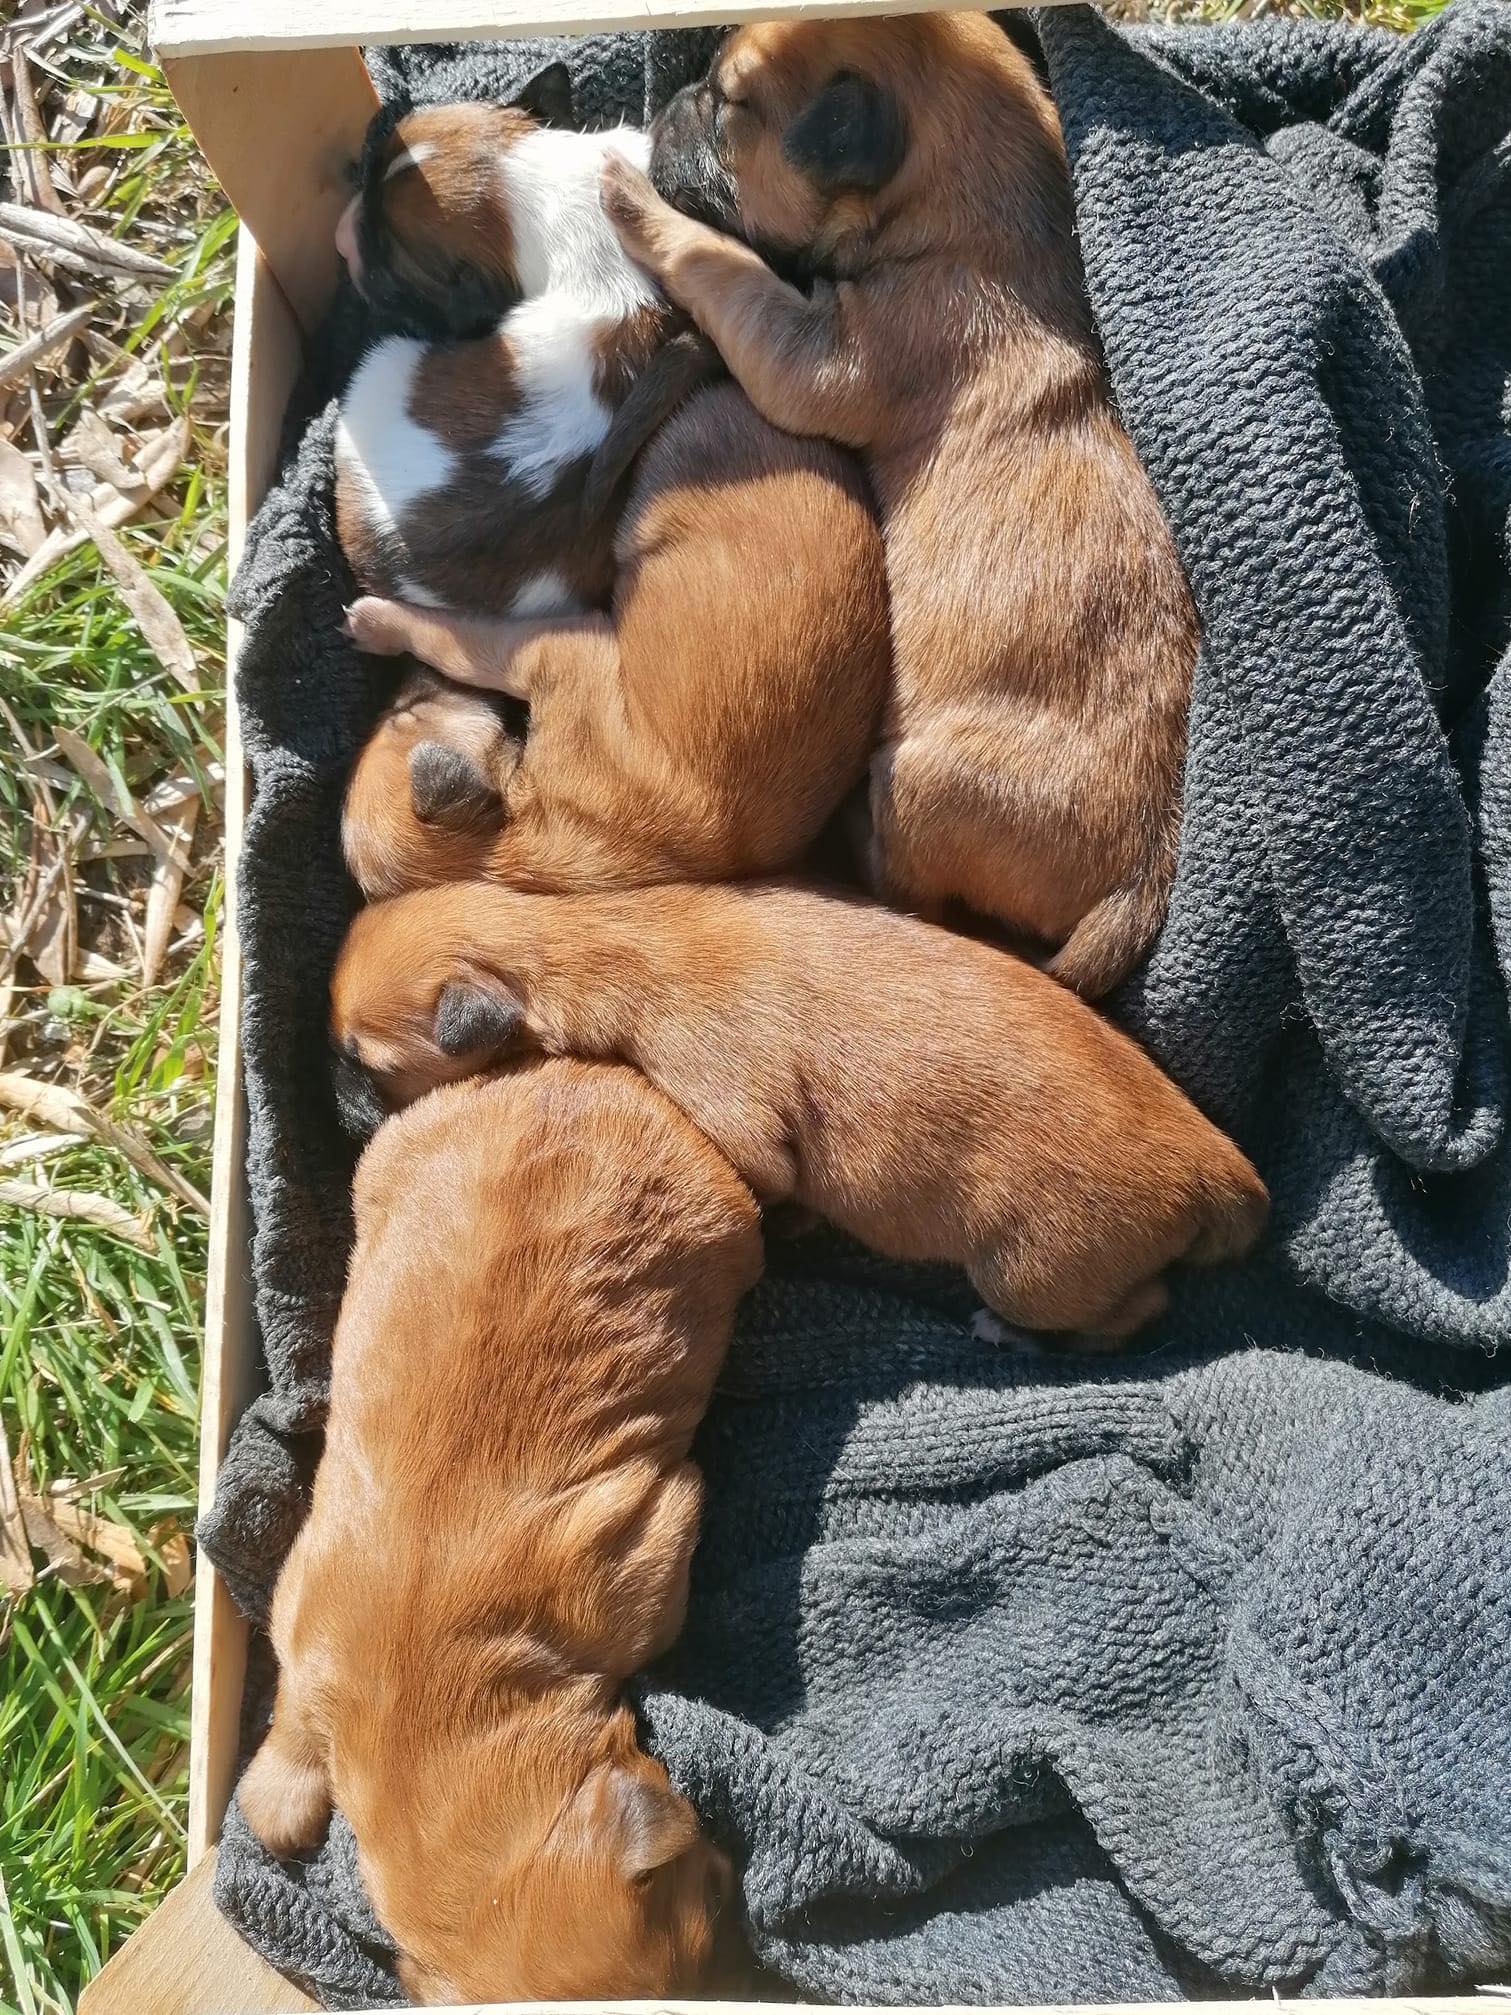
top-left (650, 85), bottom-right (739, 234)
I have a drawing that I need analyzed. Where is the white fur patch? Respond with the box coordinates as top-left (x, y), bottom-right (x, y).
top-left (489, 127), bottom-right (659, 500)
top-left (336, 338), bottom-right (457, 541)
top-left (509, 570), bottom-right (581, 617)
top-left (383, 139), bottom-right (437, 181)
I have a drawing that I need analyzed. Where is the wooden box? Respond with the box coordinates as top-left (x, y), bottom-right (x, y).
top-left (74, 4), bottom-right (1511, 2012)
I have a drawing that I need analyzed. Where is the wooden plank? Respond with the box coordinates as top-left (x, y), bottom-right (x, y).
top-left (77, 1849), bottom-right (321, 2015)
top-left (151, 0), bottom-right (1054, 60)
top-left (187, 227), bottom-right (306, 1867)
top-left (158, 47), bottom-right (376, 335)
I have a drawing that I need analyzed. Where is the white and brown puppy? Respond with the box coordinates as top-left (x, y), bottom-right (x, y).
top-left (601, 18), bottom-right (1199, 995)
top-left (334, 82), bottom-right (717, 618)
top-left (330, 879), bottom-right (1268, 1341)
top-left (239, 1061), bottom-right (755, 2002)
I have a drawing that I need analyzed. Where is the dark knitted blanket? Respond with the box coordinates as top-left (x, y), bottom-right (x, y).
top-left (204, 6), bottom-right (1511, 2006)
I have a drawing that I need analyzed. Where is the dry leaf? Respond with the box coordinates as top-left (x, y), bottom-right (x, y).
top-left (17, 1501), bottom-right (115, 1590)
top-left (0, 437), bottom-right (46, 557)
top-left (46, 1499), bottom-right (147, 1596)
top-left (0, 1131), bottom-right (76, 1171)
top-left (0, 1069), bottom-right (210, 1216)
top-left (57, 495), bottom-right (200, 692)
top-left (148, 1519), bottom-right (192, 1599)
top-left (0, 1177), bottom-right (154, 1249)
top-left (52, 725), bottom-right (189, 867)
top-left (60, 408), bottom-right (139, 492)
top-left (142, 793), bottom-right (198, 985)
top-left (20, 806), bottom-right (83, 989)
top-left (1, 413), bottom-right (189, 605)
top-left (143, 764), bottom-right (220, 816)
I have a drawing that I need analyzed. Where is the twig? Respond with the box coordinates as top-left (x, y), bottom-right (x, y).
top-left (0, 199), bottom-right (177, 281)
top-left (0, 301), bottom-right (93, 392)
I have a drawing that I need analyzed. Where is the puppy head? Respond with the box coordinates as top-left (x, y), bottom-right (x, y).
top-left (336, 68), bottom-right (574, 334)
top-left (343, 671), bottom-right (524, 900)
top-left (648, 19), bottom-right (1056, 272)
top-left (364, 1708), bottom-right (733, 2005)
top-left (330, 892), bottom-right (532, 1135)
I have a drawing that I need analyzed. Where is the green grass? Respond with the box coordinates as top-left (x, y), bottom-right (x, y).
top-left (1, 9), bottom-right (231, 2009)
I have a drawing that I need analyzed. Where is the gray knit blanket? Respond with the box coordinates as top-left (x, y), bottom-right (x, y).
top-left (205, 7), bottom-right (1511, 2006)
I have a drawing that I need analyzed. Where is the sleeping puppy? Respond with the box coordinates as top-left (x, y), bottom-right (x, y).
top-left (341, 381), bottom-right (889, 898)
top-left (237, 1061), bottom-right (758, 2003)
top-left (329, 880), bottom-right (1268, 1339)
top-left (600, 17), bottom-right (1200, 996)
top-left (334, 83), bottom-right (718, 619)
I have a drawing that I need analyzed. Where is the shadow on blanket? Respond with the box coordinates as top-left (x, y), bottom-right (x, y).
top-left (204, 6), bottom-right (1511, 2005)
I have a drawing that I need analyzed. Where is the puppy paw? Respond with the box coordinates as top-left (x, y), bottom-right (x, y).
top-left (970, 1308), bottom-right (1043, 1354)
top-left (343, 596), bottom-right (410, 657)
top-left (600, 152), bottom-right (667, 265)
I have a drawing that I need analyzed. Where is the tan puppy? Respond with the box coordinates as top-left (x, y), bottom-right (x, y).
top-left (237, 1061), bottom-right (759, 2003)
top-left (342, 382), bottom-right (889, 898)
top-left (600, 17), bottom-right (1199, 995)
top-left (330, 881), bottom-right (1267, 1339)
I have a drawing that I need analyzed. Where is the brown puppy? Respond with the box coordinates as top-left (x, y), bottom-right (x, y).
top-left (600, 17), bottom-right (1199, 995)
top-left (330, 881), bottom-right (1267, 1339)
top-left (238, 1061), bottom-right (759, 2003)
top-left (342, 382), bottom-right (889, 898)
top-left (342, 667), bottom-right (527, 896)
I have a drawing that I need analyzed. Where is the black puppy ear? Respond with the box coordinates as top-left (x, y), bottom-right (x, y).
top-left (782, 71), bottom-right (907, 197)
top-left (331, 1045), bottom-right (389, 1143)
top-left (512, 62), bottom-right (573, 130)
top-left (408, 741), bottom-right (504, 834)
top-left (434, 980), bottom-right (525, 1059)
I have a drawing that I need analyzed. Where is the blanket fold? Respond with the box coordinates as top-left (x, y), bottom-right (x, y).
top-left (205, 8), bottom-right (1511, 2004)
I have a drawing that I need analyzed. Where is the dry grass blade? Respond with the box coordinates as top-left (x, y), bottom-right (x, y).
top-left (0, 1414), bottom-right (35, 1598)
top-left (0, 199), bottom-right (177, 281)
top-left (10, 50), bottom-right (65, 216)
top-left (56, 490), bottom-right (200, 692)
top-left (0, 300), bottom-right (92, 392)
top-left (52, 724), bottom-right (189, 869)
top-left (0, 1177), bottom-right (155, 1250)
top-left (0, 437), bottom-right (47, 557)
top-left (0, 1069), bottom-right (210, 1216)
top-left (142, 794), bottom-right (198, 985)
top-left (1, 411), bottom-right (190, 604)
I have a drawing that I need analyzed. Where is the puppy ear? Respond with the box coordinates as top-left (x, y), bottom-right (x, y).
top-left (782, 71), bottom-right (907, 197)
top-left (434, 979), bottom-right (524, 1059)
top-left (331, 1043), bottom-right (388, 1142)
top-left (408, 740), bottom-right (504, 834)
top-left (574, 1760), bottom-right (702, 1879)
top-left (512, 61), bottom-right (573, 130)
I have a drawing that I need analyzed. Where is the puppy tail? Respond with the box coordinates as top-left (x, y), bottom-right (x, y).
top-left (1044, 869), bottom-right (1169, 1000)
top-left (580, 330), bottom-right (725, 534)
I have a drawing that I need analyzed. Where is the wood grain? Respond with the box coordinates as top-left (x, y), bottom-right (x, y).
top-left (76, 1850), bottom-right (320, 2015)
top-left (159, 47), bottom-right (375, 334)
top-left (187, 229), bottom-right (306, 1866)
top-left (150, 0), bottom-right (1056, 59)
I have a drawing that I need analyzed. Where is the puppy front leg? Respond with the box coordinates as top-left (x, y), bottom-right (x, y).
top-left (345, 600), bottom-right (611, 703)
top-left (601, 158), bottom-right (867, 449)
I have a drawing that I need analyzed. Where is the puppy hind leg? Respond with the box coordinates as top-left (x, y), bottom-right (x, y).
top-left (237, 1684), bottom-right (332, 1857)
top-left (346, 598), bottom-right (612, 703)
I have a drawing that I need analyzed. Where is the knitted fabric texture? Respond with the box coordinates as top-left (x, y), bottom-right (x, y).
top-left (207, 7), bottom-right (1511, 2005)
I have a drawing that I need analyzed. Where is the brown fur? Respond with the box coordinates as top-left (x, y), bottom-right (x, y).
top-left (330, 880), bottom-right (1268, 1339)
top-left (601, 16), bottom-right (1200, 995)
top-left (237, 1061), bottom-right (759, 2002)
top-left (342, 383), bottom-right (890, 899)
